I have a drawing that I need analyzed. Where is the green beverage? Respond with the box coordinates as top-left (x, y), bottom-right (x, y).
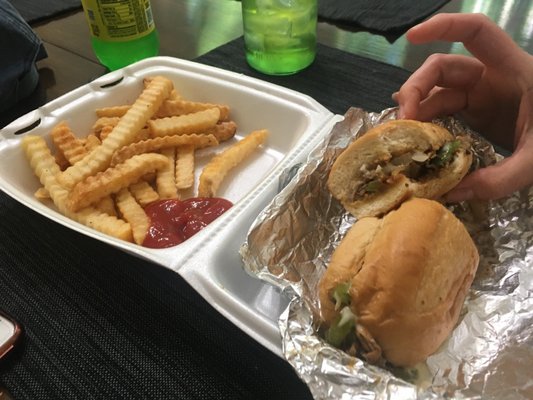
top-left (89, 31), bottom-right (159, 71)
top-left (242, 0), bottom-right (317, 75)
top-left (81, 0), bottom-right (159, 71)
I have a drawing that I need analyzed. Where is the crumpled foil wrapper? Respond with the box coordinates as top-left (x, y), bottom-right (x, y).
top-left (240, 107), bottom-right (533, 399)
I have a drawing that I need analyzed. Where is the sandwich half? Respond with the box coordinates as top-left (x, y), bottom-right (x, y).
top-left (327, 120), bottom-right (472, 218)
top-left (318, 198), bottom-right (479, 367)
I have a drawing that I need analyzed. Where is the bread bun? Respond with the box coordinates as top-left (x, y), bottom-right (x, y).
top-left (318, 198), bottom-right (479, 367)
top-left (327, 120), bottom-right (472, 218)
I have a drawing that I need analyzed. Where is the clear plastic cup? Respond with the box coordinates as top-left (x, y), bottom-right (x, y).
top-left (241, 0), bottom-right (317, 75)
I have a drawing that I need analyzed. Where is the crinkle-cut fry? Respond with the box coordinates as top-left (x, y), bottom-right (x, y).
top-left (92, 117), bottom-right (120, 134)
top-left (55, 149), bottom-right (70, 171)
top-left (95, 90), bottom-right (181, 119)
top-left (95, 117), bottom-right (149, 141)
top-left (98, 124), bottom-right (114, 141)
top-left (129, 181), bottom-right (159, 207)
top-left (84, 134), bottom-right (101, 151)
top-left (148, 108), bottom-right (220, 137)
top-left (95, 106), bottom-right (130, 118)
top-left (115, 188), bottom-right (150, 245)
top-left (67, 152), bottom-right (169, 212)
top-left (169, 89), bottom-right (181, 100)
top-left (198, 129), bottom-right (269, 197)
top-left (134, 128), bottom-right (151, 142)
top-left (59, 75), bottom-right (174, 190)
top-left (50, 122), bottom-right (87, 165)
top-left (95, 195), bottom-right (117, 216)
top-left (205, 121), bottom-right (237, 143)
top-left (101, 126), bottom-right (149, 142)
top-left (34, 187), bottom-right (50, 200)
top-left (155, 100), bottom-right (230, 120)
top-left (110, 133), bottom-right (218, 166)
top-left (175, 145), bottom-right (195, 189)
top-left (156, 148), bottom-right (178, 199)
top-left (21, 135), bottom-right (133, 242)
top-left (143, 77), bottom-right (179, 98)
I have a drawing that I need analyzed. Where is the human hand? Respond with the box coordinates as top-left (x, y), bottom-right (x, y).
top-left (393, 13), bottom-right (533, 201)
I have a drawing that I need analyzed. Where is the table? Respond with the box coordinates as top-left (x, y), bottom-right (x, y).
top-left (0, 1), bottom-right (532, 399)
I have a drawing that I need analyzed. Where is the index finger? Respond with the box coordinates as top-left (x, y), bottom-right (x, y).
top-left (407, 13), bottom-right (528, 72)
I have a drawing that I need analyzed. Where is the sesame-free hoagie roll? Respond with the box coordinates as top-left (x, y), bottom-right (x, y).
top-left (327, 120), bottom-right (473, 218)
top-left (318, 198), bottom-right (479, 367)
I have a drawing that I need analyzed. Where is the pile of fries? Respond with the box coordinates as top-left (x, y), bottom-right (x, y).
top-left (21, 76), bottom-right (269, 245)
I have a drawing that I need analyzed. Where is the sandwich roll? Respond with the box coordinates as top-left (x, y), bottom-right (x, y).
top-left (318, 198), bottom-right (479, 367)
top-left (327, 120), bottom-right (473, 218)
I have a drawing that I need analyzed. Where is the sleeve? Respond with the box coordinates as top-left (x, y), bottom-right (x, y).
top-left (0, 0), bottom-right (48, 113)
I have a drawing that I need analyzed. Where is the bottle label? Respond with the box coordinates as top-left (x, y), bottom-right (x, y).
top-left (81, 0), bottom-right (156, 42)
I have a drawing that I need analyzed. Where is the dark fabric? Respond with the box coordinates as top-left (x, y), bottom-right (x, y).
top-left (0, 38), bottom-right (410, 399)
top-left (318, 0), bottom-right (450, 36)
top-left (7, 0), bottom-right (81, 24)
top-left (0, 0), bottom-right (47, 112)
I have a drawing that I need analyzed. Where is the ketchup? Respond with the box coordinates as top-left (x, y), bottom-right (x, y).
top-left (142, 198), bottom-right (233, 248)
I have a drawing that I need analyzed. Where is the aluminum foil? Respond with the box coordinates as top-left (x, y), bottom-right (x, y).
top-left (240, 107), bottom-right (533, 400)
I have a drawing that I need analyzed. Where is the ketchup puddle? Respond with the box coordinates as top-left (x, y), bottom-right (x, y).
top-left (142, 198), bottom-right (233, 248)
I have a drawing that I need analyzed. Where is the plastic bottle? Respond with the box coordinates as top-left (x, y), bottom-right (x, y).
top-left (81, 0), bottom-right (159, 71)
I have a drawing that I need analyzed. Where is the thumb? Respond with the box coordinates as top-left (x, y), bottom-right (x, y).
top-left (446, 87), bottom-right (533, 202)
top-left (444, 152), bottom-right (533, 202)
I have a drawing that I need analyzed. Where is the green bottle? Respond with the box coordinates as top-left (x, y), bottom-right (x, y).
top-left (241, 0), bottom-right (317, 75)
top-left (81, 0), bottom-right (159, 71)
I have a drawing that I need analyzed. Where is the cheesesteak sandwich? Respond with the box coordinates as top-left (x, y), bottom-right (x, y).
top-left (327, 120), bottom-right (473, 218)
top-left (318, 198), bottom-right (479, 367)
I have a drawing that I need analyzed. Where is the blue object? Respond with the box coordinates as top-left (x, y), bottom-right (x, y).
top-left (0, 0), bottom-right (47, 113)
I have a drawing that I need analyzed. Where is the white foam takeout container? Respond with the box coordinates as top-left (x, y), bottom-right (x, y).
top-left (0, 56), bottom-right (342, 356)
